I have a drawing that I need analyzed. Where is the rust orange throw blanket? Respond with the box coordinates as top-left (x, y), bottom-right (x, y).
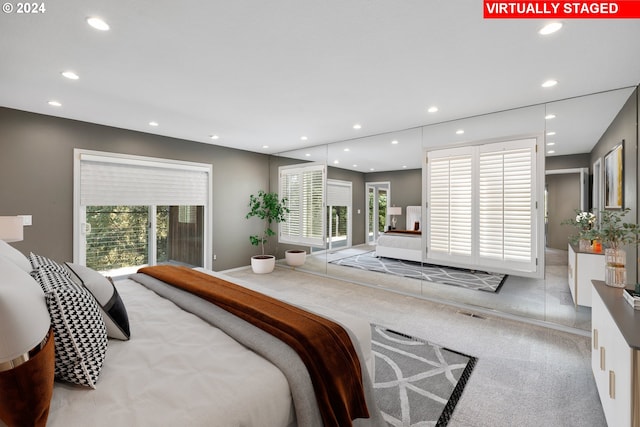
top-left (138, 265), bottom-right (369, 427)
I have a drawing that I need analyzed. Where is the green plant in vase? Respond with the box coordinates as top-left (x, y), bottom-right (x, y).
top-left (561, 209), bottom-right (597, 250)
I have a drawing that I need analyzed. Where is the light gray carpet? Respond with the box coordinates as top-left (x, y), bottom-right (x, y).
top-left (372, 325), bottom-right (476, 426)
top-left (330, 251), bottom-right (507, 292)
top-left (222, 266), bottom-right (606, 427)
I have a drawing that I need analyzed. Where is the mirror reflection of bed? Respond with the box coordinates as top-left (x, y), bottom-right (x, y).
top-left (375, 206), bottom-right (422, 262)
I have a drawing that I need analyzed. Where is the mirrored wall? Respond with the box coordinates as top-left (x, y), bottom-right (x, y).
top-left (273, 87), bottom-right (637, 333)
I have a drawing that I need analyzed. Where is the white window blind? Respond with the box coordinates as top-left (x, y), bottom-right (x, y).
top-left (279, 163), bottom-right (325, 247)
top-left (327, 179), bottom-right (352, 207)
top-left (79, 153), bottom-right (209, 206)
top-left (426, 138), bottom-right (537, 274)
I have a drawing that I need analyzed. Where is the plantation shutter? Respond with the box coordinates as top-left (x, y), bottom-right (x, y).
top-left (279, 163), bottom-right (326, 247)
top-left (427, 148), bottom-right (473, 265)
top-left (79, 153), bottom-right (209, 206)
top-left (478, 142), bottom-right (535, 271)
top-left (426, 138), bottom-right (537, 274)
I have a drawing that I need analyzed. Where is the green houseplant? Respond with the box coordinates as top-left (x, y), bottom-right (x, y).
top-left (245, 190), bottom-right (288, 273)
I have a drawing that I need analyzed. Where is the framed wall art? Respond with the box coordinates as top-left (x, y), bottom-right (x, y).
top-left (604, 140), bottom-right (624, 209)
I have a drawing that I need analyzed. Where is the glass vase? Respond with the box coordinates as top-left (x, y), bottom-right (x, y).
top-left (604, 248), bottom-right (626, 288)
top-left (578, 239), bottom-right (591, 251)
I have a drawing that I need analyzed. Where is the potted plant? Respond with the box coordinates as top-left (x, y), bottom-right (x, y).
top-left (592, 208), bottom-right (640, 288)
top-left (245, 190), bottom-right (289, 274)
top-left (561, 209), bottom-right (597, 251)
top-left (285, 249), bottom-right (306, 269)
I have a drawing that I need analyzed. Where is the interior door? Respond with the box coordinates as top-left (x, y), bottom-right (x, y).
top-left (546, 173), bottom-right (582, 250)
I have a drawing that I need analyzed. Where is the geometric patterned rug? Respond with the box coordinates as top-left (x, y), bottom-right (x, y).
top-left (330, 251), bottom-right (507, 293)
top-left (371, 325), bottom-right (477, 427)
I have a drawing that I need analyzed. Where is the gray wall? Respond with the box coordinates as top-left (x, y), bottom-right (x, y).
top-left (590, 88), bottom-right (639, 281)
top-left (0, 107), bottom-right (269, 271)
top-left (366, 168), bottom-right (422, 232)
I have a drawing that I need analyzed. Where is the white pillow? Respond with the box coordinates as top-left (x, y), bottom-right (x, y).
top-left (0, 240), bottom-right (32, 273)
top-left (0, 257), bottom-right (49, 363)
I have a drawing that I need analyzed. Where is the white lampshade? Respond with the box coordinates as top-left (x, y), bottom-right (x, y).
top-left (0, 257), bottom-right (50, 366)
top-left (0, 216), bottom-right (24, 242)
top-left (387, 207), bottom-right (402, 216)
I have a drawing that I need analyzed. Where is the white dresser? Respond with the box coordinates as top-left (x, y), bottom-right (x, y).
top-left (568, 243), bottom-right (604, 307)
top-left (591, 280), bottom-right (640, 427)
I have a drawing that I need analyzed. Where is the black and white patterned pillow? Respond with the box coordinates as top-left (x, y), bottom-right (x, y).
top-left (29, 253), bottom-right (67, 273)
top-left (30, 266), bottom-right (107, 388)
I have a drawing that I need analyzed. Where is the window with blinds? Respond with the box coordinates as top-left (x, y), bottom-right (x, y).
top-left (74, 149), bottom-right (212, 270)
top-left (279, 163), bottom-right (326, 247)
top-left (426, 138), bottom-right (538, 274)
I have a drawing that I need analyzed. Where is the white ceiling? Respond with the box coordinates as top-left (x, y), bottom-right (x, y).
top-left (1, 1), bottom-right (639, 169)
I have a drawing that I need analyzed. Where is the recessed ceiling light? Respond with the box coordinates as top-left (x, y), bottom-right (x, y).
top-left (402, 165), bottom-right (408, 169)
top-left (300, 136), bottom-right (308, 141)
top-left (87, 17), bottom-right (110, 31)
top-left (546, 131), bottom-right (556, 136)
top-left (547, 142), bottom-right (556, 146)
top-left (352, 164), bottom-right (358, 168)
top-left (456, 129), bottom-right (464, 135)
top-left (427, 106), bottom-right (439, 113)
top-left (149, 121), bottom-right (159, 127)
top-left (48, 100), bottom-right (62, 107)
top-left (547, 150), bottom-right (556, 154)
top-left (305, 153), bottom-right (311, 157)
top-left (262, 145), bottom-right (269, 149)
top-left (61, 71), bottom-right (79, 80)
top-left (542, 79), bottom-right (558, 88)
top-left (545, 114), bottom-right (556, 120)
top-left (391, 140), bottom-right (399, 145)
top-left (539, 22), bottom-right (563, 35)
top-left (344, 148), bottom-right (350, 152)
top-left (333, 160), bottom-right (339, 164)
top-left (353, 124), bottom-right (362, 130)
top-left (209, 134), bottom-right (219, 140)
top-left (369, 168), bottom-right (375, 171)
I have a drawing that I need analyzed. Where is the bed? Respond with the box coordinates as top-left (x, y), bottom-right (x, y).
top-left (375, 205), bottom-right (423, 262)
top-left (0, 240), bottom-right (383, 427)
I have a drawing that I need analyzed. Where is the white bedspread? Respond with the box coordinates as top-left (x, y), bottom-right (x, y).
top-left (47, 278), bottom-right (296, 427)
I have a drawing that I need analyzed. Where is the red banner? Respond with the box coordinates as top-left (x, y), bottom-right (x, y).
top-left (484, 1), bottom-right (640, 18)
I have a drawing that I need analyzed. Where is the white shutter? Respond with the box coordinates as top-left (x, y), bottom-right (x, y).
top-left (279, 163), bottom-right (325, 247)
top-left (80, 153), bottom-right (209, 206)
top-left (427, 153), bottom-right (472, 261)
top-left (427, 137), bottom-right (537, 274)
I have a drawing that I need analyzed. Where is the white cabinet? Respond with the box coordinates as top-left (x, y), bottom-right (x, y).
top-left (568, 243), bottom-right (604, 307)
top-left (591, 282), bottom-right (638, 427)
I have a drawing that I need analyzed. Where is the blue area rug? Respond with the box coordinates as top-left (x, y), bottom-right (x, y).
top-left (330, 251), bottom-right (507, 292)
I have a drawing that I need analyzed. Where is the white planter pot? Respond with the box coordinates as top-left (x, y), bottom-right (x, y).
top-left (251, 255), bottom-right (276, 274)
top-left (285, 250), bottom-right (306, 268)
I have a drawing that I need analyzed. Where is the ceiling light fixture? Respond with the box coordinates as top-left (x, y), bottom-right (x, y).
top-left (391, 140), bottom-right (399, 145)
top-left (545, 114), bottom-right (556, 120)
top-left (209, 134), bottom-right (219, 140)
top-left (333, 160), bottom-right (339, 164)
top-left (305, 153), bottom-right (311, 157)
top-left (353, 124), bottom-right (362, 130)
top-left (539, 22), bottom-right (563, 35)
top-left (262, 145), bottom-right (269, 149)
top-left (547, 150), bottom-right (556, 154)
top-left (87, 17), bottom-right (110, 31)
top-left (542, 79), bottom-right (558, 88)
top-left (149, 121), bottom-right (159, 127)
top-left (427, 106), bottom-right (439, 113)
top-left (61, 71), bottom-right (79, 80)
top-left (547, 142), bottom-right (556, 146)
top-left (352, 164), bottom-right (358, 168)
top-left (47, 100), bottom-right (61, 107)
top-left (456, 129), bottom-right (464, 135)
top-left (300, 136), bottom-right (308, 141)
top-left (344, 148), bottom-right (350, 152)
top-left (546, 131), bottom-right (556, 136)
